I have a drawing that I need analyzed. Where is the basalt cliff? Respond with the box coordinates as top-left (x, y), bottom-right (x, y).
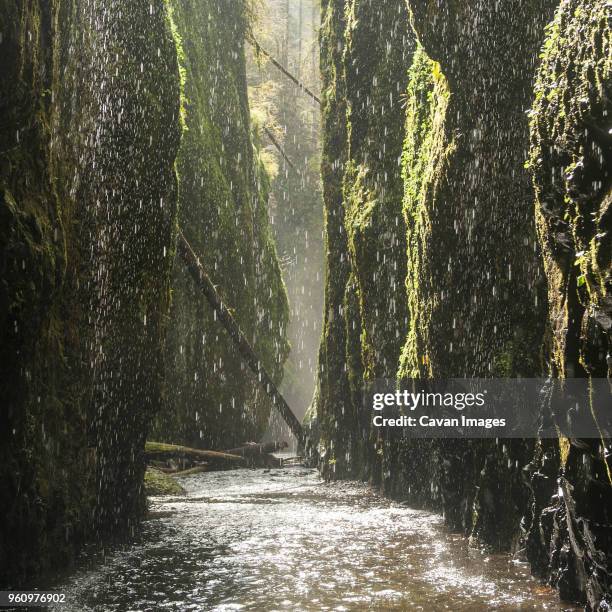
top-left (313, 0), bottom-right (611, 607)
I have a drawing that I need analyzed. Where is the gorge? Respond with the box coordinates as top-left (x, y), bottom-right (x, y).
top-left (0, 0), bottom-right (610, 609)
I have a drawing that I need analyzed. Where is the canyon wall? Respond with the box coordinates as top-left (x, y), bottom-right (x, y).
top-left (0, 0), bottom-right (182, 583)
top-left (0, 0), bottom-right (287, 585)
top-left (397, 0), bottom-right (556, 549)
top-left (315, 0), bottom-right (611, 606)
top-left (150, 0), bottom-right (289, 450)
top-left (316, 0), bottom-right (414, 480)
top-left (526, 0), bottom-right (612, 605)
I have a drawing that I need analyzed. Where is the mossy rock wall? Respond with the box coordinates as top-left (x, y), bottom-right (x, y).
top-left (0, 0), bottom-right (182, 584)
top-left (0, 0), bottom-right (293, 586)
top-left (315, 0), bottom-right (351, 474)
top-left (394, 0), bottom-right (558, 550)
top-left (316, 0), bottom-right (413, 480)
top-left (526, 1), bottom-right (612, 606)
top-left (150, 0), bottom-right (289, 450)
top-left (315, 0), bottom-right (612, 604)
top-left (316, 0), bottom-right (552, 538)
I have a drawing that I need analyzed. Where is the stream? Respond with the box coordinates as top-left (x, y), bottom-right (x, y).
top-left (52, 467), bottom-right (576, 611)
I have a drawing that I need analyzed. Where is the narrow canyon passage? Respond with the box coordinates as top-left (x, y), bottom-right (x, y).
top-left (1, 0), bottom-right (610, 609)
top-left (52, 467), bottom-right (572, 612)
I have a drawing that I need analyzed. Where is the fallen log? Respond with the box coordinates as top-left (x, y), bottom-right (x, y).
top-left (263, 127), bottom-right (299, 174)
top-left (177, 232), bottom-right (305, 448)
top-left (145, 441), bottom-right (244, 463)
top-left (224, 441), bottom-right (288, 457)
top-left (247, 36), bottom-right (321, 106)
top-left (280, 456), bottom-right (305, 467)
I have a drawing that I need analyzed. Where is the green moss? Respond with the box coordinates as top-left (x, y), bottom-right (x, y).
top-left (527, 2), bottom-right (612, 605)
top-left (530, 0), bottom-right (611, 379)
top-left (398, 45), bottom-right (450, 380)
top-left (151, 0), bottom-right (289, 450)
top-left (395, 0), bottom-right (555, 547)
top-left (0, 0), bottom-right (182, 584)
top-left (164, 0), bottom-right (188, 130)
top-left (315, 0), bottom-right (413, 481)
top-left (144, 468), bottom-right (186, 497)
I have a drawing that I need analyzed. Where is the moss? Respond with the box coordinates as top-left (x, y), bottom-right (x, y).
top-left (315, 0), bottom-right (352, 478)
top-left (315, 0), bottom-right (413, 481)
top-left (144, 468), bottom-right (186, 497)
top-left (0, 0), bottom-right (182, 585)
top-left (398, 45), bottom-right (451, 380)
top-left (342, 0), bottom-right (411, 385)
top-left (151, 0), bottom-right (289, 450)
top-left (527, 1), bottom-right (612, 605)
top-left (530, 0), bottom-right (611, 380)
top-left (396, 0), bottom-right (555, 547)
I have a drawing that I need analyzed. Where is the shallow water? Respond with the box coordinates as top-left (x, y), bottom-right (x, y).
top-left (53, 468), bottom-right (576, 611)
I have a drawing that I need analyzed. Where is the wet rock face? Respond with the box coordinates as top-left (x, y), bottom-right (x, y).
top-left (408, 0), bottom-right (556, 95)
top-left (316, 0), bottom-right (413, 480)
top-left (393, 0), bottom-right (559, 550)
top-left (150, 0), bottom-right (289, 450)
top-left (73, 0), bottom-right (182, 541)
top-left (315, 0), bottom-right (352, 477)
top-left (314, 0), bottom-right (612, 604)
top-left (0, 0), bottom-right (182, 583)
top-left (527, 1), bottom-right (612, 607)
top-left (0, 0), bottom-right (284, 585)
top-left (531, 0), bottom-right (611, 382)
top-left (401, 0), bottom-right (556, 381)
top-left (0, 0), bottom-right (286, 586)
top-left (316, 0), bottom-right (553, 519)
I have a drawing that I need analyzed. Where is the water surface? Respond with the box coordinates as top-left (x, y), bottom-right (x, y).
top-left (54, 468), bottom-right (575, 611)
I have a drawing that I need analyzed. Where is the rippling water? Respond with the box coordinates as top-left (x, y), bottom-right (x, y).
top-left (53, 468), bottom-right (575, 611)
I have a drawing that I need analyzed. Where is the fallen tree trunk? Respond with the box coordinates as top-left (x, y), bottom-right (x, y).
top-left (224, 441), bottom-right (288, 457)
top-left (264, 127), bottom-right (298, 174)
top-left (145, 441), bottom-right (244, 463)
top-left (177, 232), bottom-right (305, 447)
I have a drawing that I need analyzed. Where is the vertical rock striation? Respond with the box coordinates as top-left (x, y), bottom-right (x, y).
top-left (316, 0), bottom-right (413, 480)
top-left (397, 0), bottom-right (556, 549)
top-left (150, 0), bottom-right (289, 450)
top-left (0, 0), bottom-right (287, 586)
top-left (315, 0), bottom-right (611, 605)
top-left (0, 0), bottom-right (182, 583)
top-left (526, 1), bottom-right (612, 606)
top-left (315, 0), bottom-right (555, 547)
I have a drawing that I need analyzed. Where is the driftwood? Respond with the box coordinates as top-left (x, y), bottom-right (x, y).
top-left (177, 232), bottom-right (305, 447)
top-left (145, 441), bottom-right (244, 463)
top-left (280, 456), bottom-right (305, 467)
top-left (221, 442), bottom-right (288, 468)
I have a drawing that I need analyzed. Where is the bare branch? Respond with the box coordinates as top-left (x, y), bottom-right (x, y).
top-left (248, 36), bottom-right (322, 106)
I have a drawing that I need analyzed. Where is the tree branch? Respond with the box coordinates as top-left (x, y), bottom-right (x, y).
top-left (264, 126), bottom-right (299, 174)
top-left (248, 36), bottom-right (322, 106)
